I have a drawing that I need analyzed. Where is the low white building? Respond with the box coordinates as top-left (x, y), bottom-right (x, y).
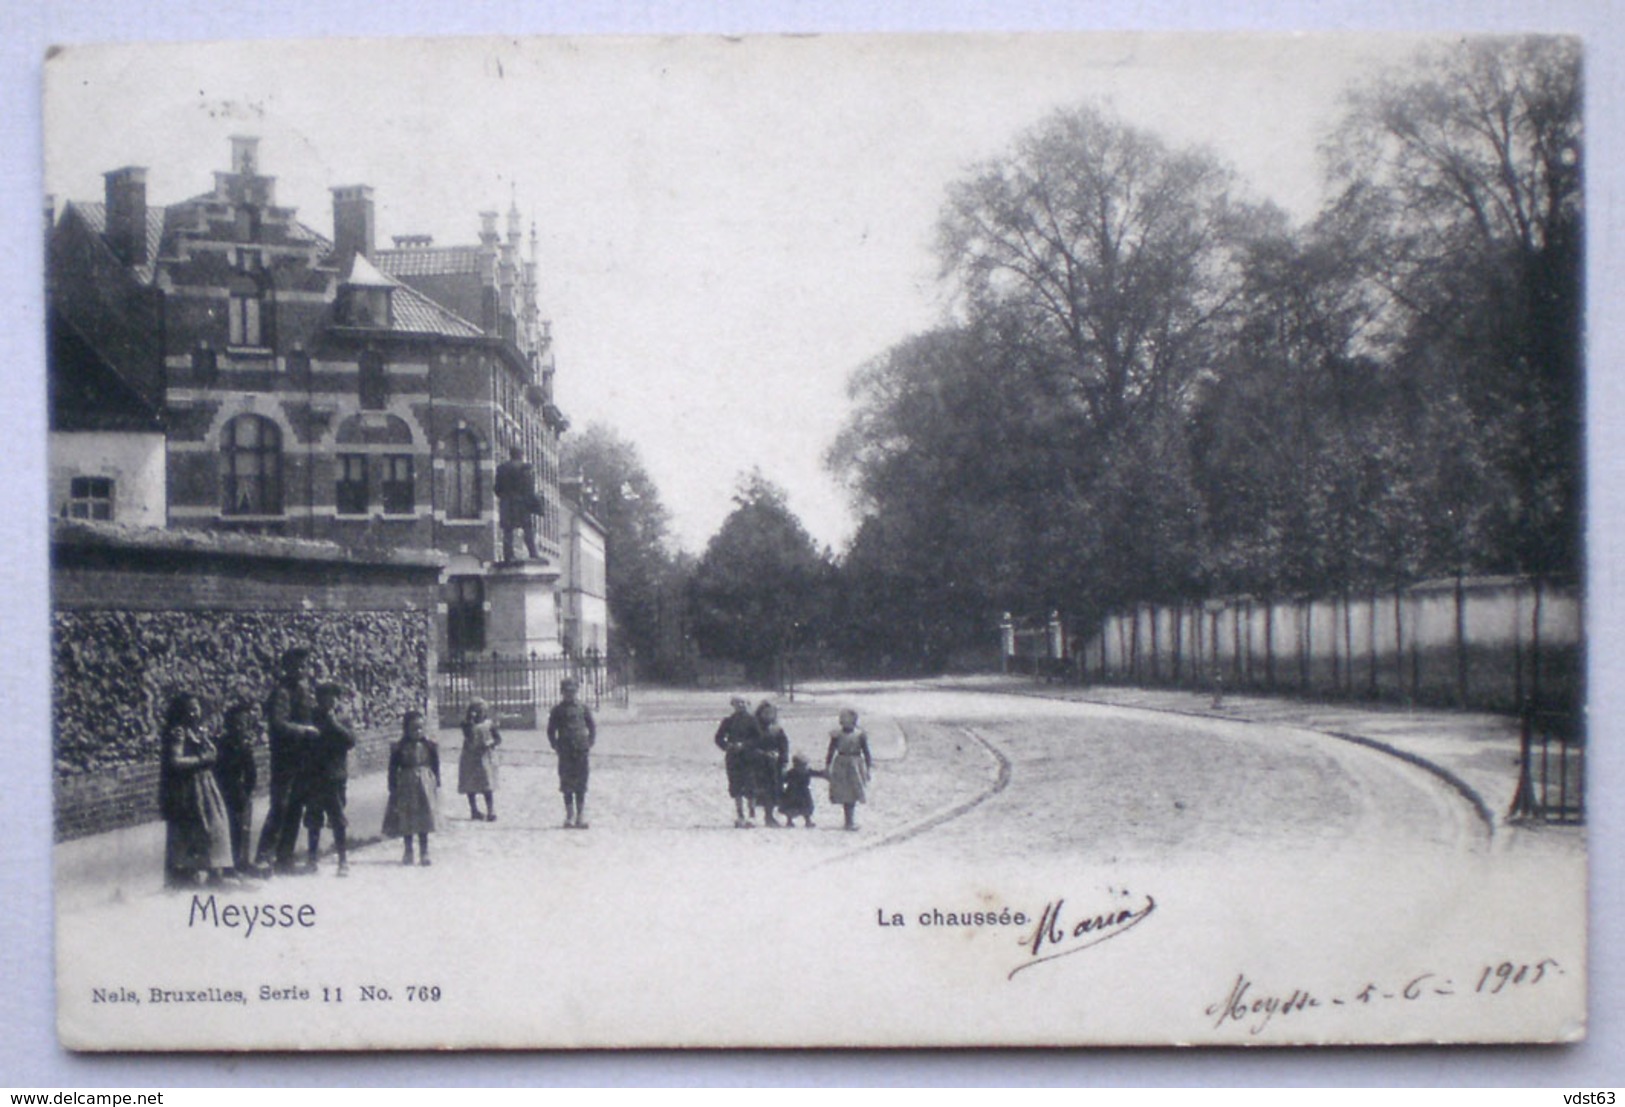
top-left (557, 478), bottom-right (609, 657)
top-left (47, 306), bottom-right (166, 526)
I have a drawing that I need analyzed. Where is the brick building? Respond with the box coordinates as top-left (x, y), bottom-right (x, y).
top-left (48, 136), bottom-right (601, 659)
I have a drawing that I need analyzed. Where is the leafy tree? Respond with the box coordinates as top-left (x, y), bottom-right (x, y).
top-left (1326, 36), bottom-right (1582, 577)
top-left (689, 471), bottom-right (830, 685)
top-left (1190, 222), bottom-right (1412, 595)
top-left (827, 104), bottom-right (1259, 665)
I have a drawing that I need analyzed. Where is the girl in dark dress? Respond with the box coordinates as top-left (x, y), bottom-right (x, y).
top-left (778, 753), bottom-right (821, 828)
top-left (382, 711), bottom-right (441, 866)
top-left (753, 700), bottom-right (790, 827)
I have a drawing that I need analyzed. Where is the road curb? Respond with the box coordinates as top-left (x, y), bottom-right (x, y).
top-left (817, 721), bottom-right (1010, 865)
top-left (931, 681), bottom-right (1501, 840)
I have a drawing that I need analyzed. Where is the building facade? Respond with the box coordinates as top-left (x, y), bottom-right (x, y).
top-left (48, 136), bottom-right (600, 659)
top-left (557, 478), bottom-right (610, 657)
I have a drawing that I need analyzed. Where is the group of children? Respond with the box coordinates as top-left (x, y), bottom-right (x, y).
top-left (714, 698), bottom-right (874, 831)
top-left (158, 662), bottom-right (869, 887)
top-left (158, 654), bottom-right (357, 887)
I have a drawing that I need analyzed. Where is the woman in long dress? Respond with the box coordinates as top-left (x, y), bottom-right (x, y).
top-left (382, 711), bottom-right (441, 865)
top-left (824, 707), bottom-right (874, 831)
top-left (457, 698), bottom-right (502, 822)
top-left (159, 692), bottom-right (233, 887)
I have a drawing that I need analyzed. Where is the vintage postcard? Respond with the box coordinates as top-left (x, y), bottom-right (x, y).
top-left (45, 32), bottom-right (1586, 1050)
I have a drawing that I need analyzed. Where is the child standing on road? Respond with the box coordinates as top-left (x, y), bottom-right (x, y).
top-left (303, 682), bottom-right (355, 876)
top-left (547, 679), bottom-right (596, 829)
top-left (383, 711), bottom-right (440, 865)
top-left (825, 708), bottom-right (873, 831)
top-left (213, 701), bottom-right (259, 877)
top-left (458, 698), bottom-right (502, 822)
top-left (753, 700), bottom-right (790, 827)
top-left (159, 692), bottom-right (233, 887)
top-left (714, 696), bottom-right (764, 828)
top-left (778, 753), bottom-right (821, 828)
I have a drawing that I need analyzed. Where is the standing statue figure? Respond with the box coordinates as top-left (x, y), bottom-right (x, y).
top-left (494, 445), bottom-right (543, 562)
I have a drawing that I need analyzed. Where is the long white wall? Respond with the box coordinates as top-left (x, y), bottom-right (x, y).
top-left (1071, 576), bottom-right (1580, 711)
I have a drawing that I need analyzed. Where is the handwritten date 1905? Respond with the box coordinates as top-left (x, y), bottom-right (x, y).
top-left (1207, 959), bottom-right (1564, 1036)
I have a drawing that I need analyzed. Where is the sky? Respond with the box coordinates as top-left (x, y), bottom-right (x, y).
top-left (42, 32), bottom-right (1405, 553)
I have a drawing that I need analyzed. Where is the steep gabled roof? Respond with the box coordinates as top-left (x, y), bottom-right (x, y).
top-left (48, 306), bottom-right (164, 433)
top-left (63, 201), bottom-right (166, 284)
top-left (171, 192), bottom-right (334, 250)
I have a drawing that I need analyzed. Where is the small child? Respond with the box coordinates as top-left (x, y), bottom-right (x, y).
top-left (777, 753), bottom-right (824, 828)
top-left (458, 698), bottom-right (502, 822)
top-left (382, 711), bottom-right (440, 865)
top-left (303, 682), bottom-right (356, 876)
top-left (212, 701), bottom-right (260, 878)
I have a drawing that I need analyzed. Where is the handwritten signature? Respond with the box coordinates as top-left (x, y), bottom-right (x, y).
top-left (1007, 892), bottom-right (1156, 980)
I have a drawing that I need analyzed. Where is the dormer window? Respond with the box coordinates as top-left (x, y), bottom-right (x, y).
top-left (341, 252), bottom-right (396, 329)
top-left (347, 286), bottom-right (392, 328)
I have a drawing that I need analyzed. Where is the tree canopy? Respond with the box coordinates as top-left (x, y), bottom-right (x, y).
top-left (823, 39), bottom-right (1581, 674)
top-left (688, 471), bottom-right (832, 684)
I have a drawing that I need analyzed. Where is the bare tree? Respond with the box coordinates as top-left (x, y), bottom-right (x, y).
top-left (937, 104), bottom-right (1264, 435)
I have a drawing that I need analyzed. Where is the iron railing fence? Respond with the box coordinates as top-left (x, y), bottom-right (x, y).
top-left (437, 650), bottom-right (629, 727)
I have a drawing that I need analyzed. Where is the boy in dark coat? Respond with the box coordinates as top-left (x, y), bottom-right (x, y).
top-left (547, 678), bottom-right (596, 829)
top-left (714, 696), bottom-right (764, 828)
top-left (303, 682), bottom-right (356, 876)
top-left (213, 702), bottom-right (260, 876)
top-left (256, 647), bottom-right (321, 874)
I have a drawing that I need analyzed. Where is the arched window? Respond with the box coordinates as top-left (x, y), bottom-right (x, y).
top-left (220, 414), bottom-right (283, 516)
top-left (447, 428), bottom-right (481, 519)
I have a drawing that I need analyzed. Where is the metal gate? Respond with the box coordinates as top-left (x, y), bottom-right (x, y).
top-left (1508, 708), bottom-right (1584, 823)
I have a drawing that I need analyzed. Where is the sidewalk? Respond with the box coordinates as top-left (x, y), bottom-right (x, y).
top-left (54, 698), bottom-right (640, 911)
top-left (928, 673), bottom-right (1550, 839)
top-left (55, 754), bottom-right (398, 913)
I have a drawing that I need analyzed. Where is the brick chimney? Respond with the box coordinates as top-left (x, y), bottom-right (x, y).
top-left (332, 185), bottom-right (375, 270)
top-left (103, 167), bottom-right (148, 267)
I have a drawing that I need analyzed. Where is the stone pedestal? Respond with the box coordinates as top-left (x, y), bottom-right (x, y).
top-left (485, 560), bottom-right (562, 658)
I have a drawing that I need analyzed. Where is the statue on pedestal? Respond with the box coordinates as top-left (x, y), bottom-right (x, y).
top-left (494, 445), bottom-right (542, 563)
